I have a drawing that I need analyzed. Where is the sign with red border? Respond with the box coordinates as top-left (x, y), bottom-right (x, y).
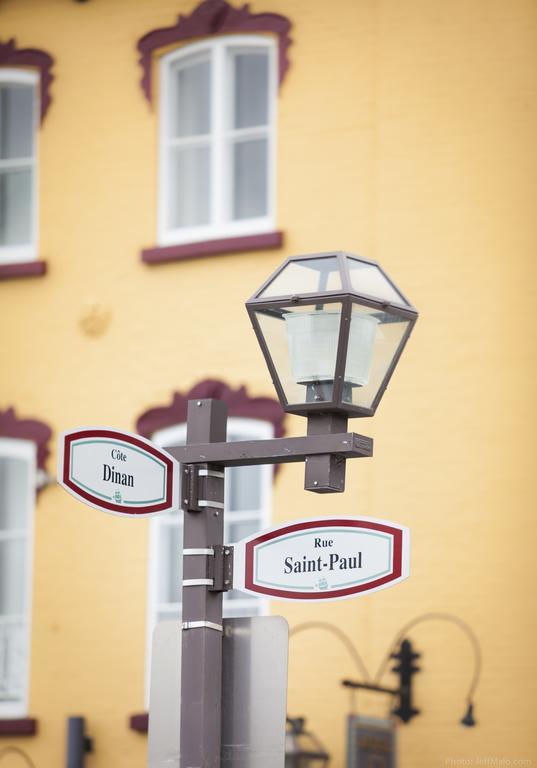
top-left (232, 517), bottom-right (409, 602)
top-left (57, 427), bottom-right (179, 517)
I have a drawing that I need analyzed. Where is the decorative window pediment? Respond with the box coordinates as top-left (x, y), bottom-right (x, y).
top-left (136, 378), bottom-right (285, 439)
top-left (136, 0), bottom-right (292, 104)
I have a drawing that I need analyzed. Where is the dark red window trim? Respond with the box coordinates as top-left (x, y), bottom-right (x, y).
top-left (0, 261), bottom-right (47, 281)
top-left (136, 0), bottom-right (292, 104)
top-left (141, 231), bottom-right (283, 265)
top-left (0, 407), bottom-right (52, 472)
top-left (0, 38), bottom-right (55, 122)
top-left (129, 713), bottom-right (149, 733)
top-left (137, 379), bottom-right (285, 442)
top-left (0, 718), bottom-right (38, 737)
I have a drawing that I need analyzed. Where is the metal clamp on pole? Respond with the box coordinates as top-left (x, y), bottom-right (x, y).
top-left (182, 620), bottom-right (223, 632)
top-left (182, 465), bottom-right (226, 512)
top-left (183, 578), bottom-right (214, 587)
top-left (183, 548), bottom-right (215, 557)
top-left (181, 464), bottom-right (201, 511)
top-left (209, 545), bottom-right (234, 593)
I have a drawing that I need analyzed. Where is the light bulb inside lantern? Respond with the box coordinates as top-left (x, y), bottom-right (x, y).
top-left (284, 310), bottom-right (378, 395)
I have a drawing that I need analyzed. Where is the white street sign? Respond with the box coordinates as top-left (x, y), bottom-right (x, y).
top-left (232, 516), bottom-right (409, 602)
top-left (57, 427), bottom-right (179, 516)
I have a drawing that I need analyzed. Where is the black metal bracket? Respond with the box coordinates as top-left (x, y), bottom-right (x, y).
top-left (391, 638), bottom-right (421, 723)
top-left (209, 545), bottom-right (233, 593)
top-left (341, 638), bottom-right (421, 725)
top-left (181, 465), bottom-right (201, 511)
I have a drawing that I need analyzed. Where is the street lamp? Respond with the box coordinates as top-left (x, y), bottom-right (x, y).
top-left (285, 717), bottom-right (330, 768)
top-left (57, 249), bottom-right (418, 768)
top-left (246, 252), bottom-right (418, 491)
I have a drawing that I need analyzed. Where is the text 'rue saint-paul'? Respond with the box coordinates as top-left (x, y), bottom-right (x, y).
top-left (283, 536), bottom-right (363, 574)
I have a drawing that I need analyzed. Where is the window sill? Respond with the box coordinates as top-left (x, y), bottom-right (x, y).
top-left (0, 260), bottom-right (47, 281)
top-left (129, 712), bottom-right (148, 733)
top-left (0, 718), bottom-right (38, 736)
top-left (141, 231), bottom-right (283, 265)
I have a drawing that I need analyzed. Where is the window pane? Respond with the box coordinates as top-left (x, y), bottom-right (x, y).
top-left (0, 85), bottom-right (34, 160)
top-left (172, 56), bottom-right (211, 138)
top-left (157, 524), bottom-right (182, 605)
top-left (0, 620), bottom-right (26, 701)
top-left (232, 138), bottom-right (268, 220)
top-left (227, 465), bottom-right (263, 512)
top-left (0, 539), bottom-right (26, 615)
top-left (0, 168), bottom-right (33, 246)
top-left (156, 607), bottom-right (180, 624)
top-left (227, 518), bottom-right (260, 544)
top-left (168, 145), bottom-right (211, 229)
top-left (0, 457), bottom-right (29, 531)
top-left (233, 52), bottom-right (269, 129)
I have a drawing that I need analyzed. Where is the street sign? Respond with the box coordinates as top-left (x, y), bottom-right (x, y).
top-left (57, 427), bottom-right (179, 516)
top-left (232, 517), bottom-right (409, 602)
top-left (148, 617), bottom-right (289, 768)
top-left (347, 715), bottom-right (397, 768)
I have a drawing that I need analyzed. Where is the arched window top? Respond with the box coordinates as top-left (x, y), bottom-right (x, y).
top-left (0, 407), bottom-right (51, 472)
top-left (136, 0), bottom-right (292, 104)
top-left (136, 379), bottom-right (285, 440)
top-left (0, 39), bottom-right (54, 122)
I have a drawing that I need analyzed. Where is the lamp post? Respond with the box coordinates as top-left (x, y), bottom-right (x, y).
top-left (285, 717), bottom-right (330, 768)
top-left (165, 251), bottom-right (418, 768)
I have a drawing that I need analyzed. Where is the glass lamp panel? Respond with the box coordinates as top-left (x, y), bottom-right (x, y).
top-left (347, 258), bottom-right (410, 307)
top-left (0, 168), bottom-right (33, 246)
top-left (171, 55), bottom-right (211, 138)
top-left (232, 138), bottom-right (268, 220)
top-left (343, 303), bottom-right (411, 410)
top-left (254, 302), bottom-right (343, 406)
top-left (232, 50), bottom-right (269, 129)
top-left (167, 144), bottom-right (211, 228)
top-left (259, 256), bottom-right (342, 298)
top-left (0, 84), bottom-right (34, 160)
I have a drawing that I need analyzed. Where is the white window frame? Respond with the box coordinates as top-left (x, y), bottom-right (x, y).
top-left (0, 437), bottom-right (36, 717)
top-left (145, 417), bottom-right (273, 703)
top-left (158, 35), bottom-right (277, 246)
top-left (0, 69), bottom-right (39, 264)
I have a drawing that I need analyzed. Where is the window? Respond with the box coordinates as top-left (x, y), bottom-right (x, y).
top-left (145, 417), bottom-right (273, 699)
top-left (0, 70), bottom-right (38, 264)
top-left (0, 438), bottom-right (36, 717)
top-left (158, 36), bottom-right (276, 246)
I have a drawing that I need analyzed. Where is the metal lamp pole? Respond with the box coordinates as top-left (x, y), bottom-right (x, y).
top-left (171, 401), bottom-right (373, 768)
top-left (179, 398), bottom-right (228, 768)
top-left (168, 251), bottom-right (418, 768)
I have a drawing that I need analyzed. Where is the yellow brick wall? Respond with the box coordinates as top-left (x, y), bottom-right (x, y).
top-left (0, 0), bottom-right (536, 766)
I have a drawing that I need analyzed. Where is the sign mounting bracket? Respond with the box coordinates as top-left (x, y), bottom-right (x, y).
top-left (209, 545), bottom-right (234, 593)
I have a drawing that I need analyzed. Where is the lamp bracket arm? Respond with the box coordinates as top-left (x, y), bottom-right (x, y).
top-left (170, 432), bottom-right (373, 468)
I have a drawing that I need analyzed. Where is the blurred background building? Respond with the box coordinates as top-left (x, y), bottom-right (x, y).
top-left (0, 0), bottom-right (536, 766)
